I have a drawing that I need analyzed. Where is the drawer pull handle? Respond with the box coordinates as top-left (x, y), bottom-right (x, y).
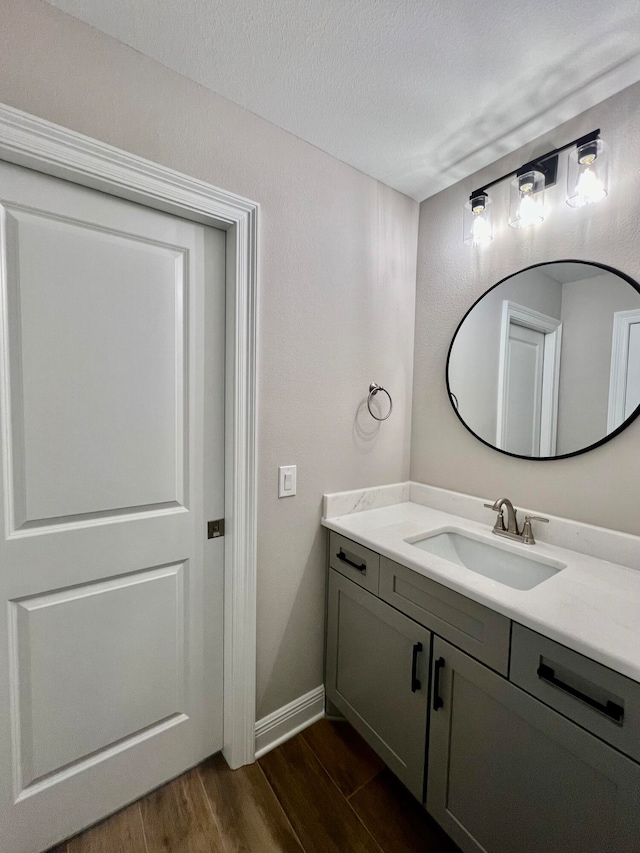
top-left (537, 663), bottom-right (624, 723)
top-left (433, 657), bottom-right (445, 710)
top-left (337, 550), bottom-right (366, 573)
top-left (411, 642), bottom-right (423, 693)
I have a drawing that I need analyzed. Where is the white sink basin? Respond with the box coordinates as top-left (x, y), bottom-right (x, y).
top-left (407, 528), bottom-right (565, 590)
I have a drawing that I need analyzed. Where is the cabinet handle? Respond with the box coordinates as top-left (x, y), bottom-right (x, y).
top-left (537, 663), bottom-right (624, 723)
top-left (433, 657), bottom-right (445, 710)
top-left (411, 642), bottom-right (423, 692)
top-left (337, 550), bottom-right (366, 573)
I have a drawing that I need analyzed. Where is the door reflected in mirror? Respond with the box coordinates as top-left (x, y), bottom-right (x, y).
top-left (447, 261), bottom-right (640, 459)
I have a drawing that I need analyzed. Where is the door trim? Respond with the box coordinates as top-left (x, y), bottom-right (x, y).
top-left (0, 103), bottom-right (258, 769)
top-left (496, 300), bottom-right (562, 456)
top-left (607, 308), bottom-right (640, 432)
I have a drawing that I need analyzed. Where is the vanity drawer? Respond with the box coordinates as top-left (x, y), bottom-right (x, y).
top-left (379, 557), bottom-right (511, 675)
top-left (328, 532), bottom-right (380, 594)
top-left (510, 623), bottom-right (640, 763)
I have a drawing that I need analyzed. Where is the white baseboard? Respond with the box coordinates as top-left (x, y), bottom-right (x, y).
top-left (254, 685), bottom-right (325, 759)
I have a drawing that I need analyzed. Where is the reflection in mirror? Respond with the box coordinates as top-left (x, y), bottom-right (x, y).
top-left (447, 262), bottom-right (640, 459)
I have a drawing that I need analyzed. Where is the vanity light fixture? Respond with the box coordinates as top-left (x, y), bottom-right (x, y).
top-left (463, 129), bottom-right (607, 246)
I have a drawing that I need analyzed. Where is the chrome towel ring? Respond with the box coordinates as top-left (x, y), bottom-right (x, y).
top-left (367, 382), bottom-right (393, 421)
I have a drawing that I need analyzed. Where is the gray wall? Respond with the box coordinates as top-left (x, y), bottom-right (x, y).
top-left (412, 80), bottom-right (640, 536)
top-left (556, 273), bottom-right (640, 453)
top-left (0, 0), bottom-right (419, 718)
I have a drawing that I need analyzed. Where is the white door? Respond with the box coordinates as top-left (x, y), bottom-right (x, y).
top-left (0, 162), bottom-right (225, 853)
top-left (497, 302), bottom-right (562, 457)
top-left (502, 323), bottom-right (545, 456)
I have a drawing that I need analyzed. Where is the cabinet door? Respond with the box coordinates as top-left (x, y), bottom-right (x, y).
top-left (427, 637), bottom-right (640, 853)
top-left (326, 570), bottom-right (430, 799)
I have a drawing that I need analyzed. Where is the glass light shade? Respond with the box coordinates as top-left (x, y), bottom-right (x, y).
top-left (509, 170), bottom-right (545, 228)
top-left (566, 138), bottom-right (608, 207)
top-left (463, 193), bottom-right (493, 247)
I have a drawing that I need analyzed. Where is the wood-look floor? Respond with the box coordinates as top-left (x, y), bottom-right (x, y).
top-left (47, 718), bottom-right (459, 853)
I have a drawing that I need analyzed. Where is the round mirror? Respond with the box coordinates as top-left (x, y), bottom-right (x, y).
top-left (447, 260), bottom-right (640, 459)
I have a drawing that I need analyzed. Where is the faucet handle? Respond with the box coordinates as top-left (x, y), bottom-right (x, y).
top-left (484, 503), bottom-right (506, 531)
top-left (522, 515), bottom-right (549, 545)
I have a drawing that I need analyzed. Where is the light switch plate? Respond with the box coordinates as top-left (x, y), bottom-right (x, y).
top-left (278, 464), bottom-right (297, 497)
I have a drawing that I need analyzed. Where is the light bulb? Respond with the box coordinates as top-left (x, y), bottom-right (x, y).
top-left (464, 192), bottom-right (492, 246)
top-left (509, 170), bottom-right (545, 229)
top-left (567, 137), bottom-right (608, 208)
top-left (471, 211), bottom-right (492, 246)
top-left (516, 191), bottom-right (544, 228)
top-left (573, 165), bottom-right (606, 206)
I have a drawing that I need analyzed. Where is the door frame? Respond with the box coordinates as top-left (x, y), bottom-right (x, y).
top-left (607, 308), bottom-right (640, 432)
top-left (0, 103), bottom-right (258, 769)
top-left (496, 300), bottom-right (562, 456)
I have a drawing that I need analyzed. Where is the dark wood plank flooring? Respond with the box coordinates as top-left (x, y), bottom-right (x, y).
top-left (48, 719), bottom-right (459, 853)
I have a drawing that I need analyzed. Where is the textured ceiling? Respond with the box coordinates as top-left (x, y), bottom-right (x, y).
top-left (47, 0), bottom-right (640, 201)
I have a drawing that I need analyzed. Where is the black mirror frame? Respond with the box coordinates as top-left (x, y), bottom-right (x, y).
top-left (446, 259), bottom-right (640, 461)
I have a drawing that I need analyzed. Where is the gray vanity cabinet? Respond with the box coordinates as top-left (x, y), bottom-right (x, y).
top-left (325, 569), bottom-right (431, 799)
top-left (427, 636), bottom-right (640, 853)
top-left (325, 531), bottom-right (640, 852)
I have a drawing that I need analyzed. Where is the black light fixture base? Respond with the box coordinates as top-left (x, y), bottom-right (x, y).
top-left (539, 153), bottom-right (558, 187)
top-left (517, 153), bottom-right (558, 188)
top-left (470, 128), bottom-right (600, 200)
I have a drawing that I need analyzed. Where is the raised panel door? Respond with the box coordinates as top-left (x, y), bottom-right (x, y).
top-left (0, 161), bottom-right (226, 853)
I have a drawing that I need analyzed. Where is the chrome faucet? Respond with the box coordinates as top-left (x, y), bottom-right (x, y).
top-left (484, 498), bottom-right (549, 545)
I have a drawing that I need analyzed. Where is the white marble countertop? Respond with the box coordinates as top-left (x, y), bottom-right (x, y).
top-left (322, 500), bottom-right (640, 684)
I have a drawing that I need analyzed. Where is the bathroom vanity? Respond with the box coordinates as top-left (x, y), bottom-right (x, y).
top-left (322, 485), bottom-right (640, 853)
